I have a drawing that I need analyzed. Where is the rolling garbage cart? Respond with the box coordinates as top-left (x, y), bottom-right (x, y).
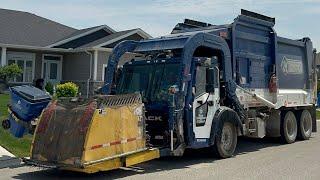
top-left (1, 85), bottom-right (51, 138)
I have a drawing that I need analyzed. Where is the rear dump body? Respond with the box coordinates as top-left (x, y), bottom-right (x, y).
top-left (28, 93), bottom-right (160, 173)
top-left (171, 9), bottom-right (316, 109)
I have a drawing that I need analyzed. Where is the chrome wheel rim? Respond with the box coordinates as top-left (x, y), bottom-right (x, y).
top-left (286, 113), bottom-right (297, 140)
top-left (302, 112), bottom-right (312, 136)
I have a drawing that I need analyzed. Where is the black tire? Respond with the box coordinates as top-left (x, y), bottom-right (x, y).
top-left (297, 110), bottom-right (312, 140)
top-left (213, 122), bottom-right (237, 158)
top-left (280, 111), bottom-right (297, 144)
top-left (1, 119), bottom-right (10, 130)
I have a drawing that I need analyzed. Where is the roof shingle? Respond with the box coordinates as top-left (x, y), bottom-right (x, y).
top-left (0, 8), bottom-right (77, 46)
top-left (76, 29), bottom-right (139, 48)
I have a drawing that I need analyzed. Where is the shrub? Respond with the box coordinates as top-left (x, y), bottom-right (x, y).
top-left (45, 82), bottom-right (54, 95)
top-left (0, 64), bottom-right (23, 83)
top-left (56, 82), bottom-right (79, 98)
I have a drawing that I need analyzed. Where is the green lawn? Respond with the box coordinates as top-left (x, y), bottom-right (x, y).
top-left (316, 110), bottom-right (320, 120)
top-left (0, 93), bottom-right (10, 120)
top-left (0, 93), bottom-right (32, 157)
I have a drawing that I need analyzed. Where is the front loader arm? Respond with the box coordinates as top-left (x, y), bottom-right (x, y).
top-left (102, 40), bottom-right (139, 94)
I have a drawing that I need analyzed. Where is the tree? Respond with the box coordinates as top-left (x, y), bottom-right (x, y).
top-left (0, 63), bottom-right (23, 84)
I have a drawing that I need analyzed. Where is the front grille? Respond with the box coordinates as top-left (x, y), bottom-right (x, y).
top-left (97, 93), bottom-right (142, 107)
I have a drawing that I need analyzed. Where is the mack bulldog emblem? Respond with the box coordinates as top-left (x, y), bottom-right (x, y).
top-left (146, 116), bottom-right (162, 121)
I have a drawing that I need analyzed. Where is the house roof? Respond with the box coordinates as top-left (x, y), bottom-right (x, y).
top-left (0, 8), bottom-right (77, 46)
top-left (76, 28), bottom-right (151, 48)
top-left (47, 25), bottom-right (116, 47)
top-left (0, 8), bottom-right (152, 51)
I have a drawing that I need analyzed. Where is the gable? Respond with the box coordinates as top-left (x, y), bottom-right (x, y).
top-left (103, 33), bottom-right (145, 48)
top-left (0, 9), bottom-right (151, 50)
top-left (54, 29), bottom-right (111, 49)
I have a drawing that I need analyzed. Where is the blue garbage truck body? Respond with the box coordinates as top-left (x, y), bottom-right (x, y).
top-left (102, 9), bottom-right (317, 157)
top-left (171, 10), bottom-right (316, 101)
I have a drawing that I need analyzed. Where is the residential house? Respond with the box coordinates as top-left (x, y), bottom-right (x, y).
top-left (0, 8), bottom-right (151, 96)
top-left (317, 53), bottom-right (320, 78)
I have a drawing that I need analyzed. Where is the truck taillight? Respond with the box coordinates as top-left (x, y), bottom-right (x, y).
top-left (269, 74), bottom-right (277, 93)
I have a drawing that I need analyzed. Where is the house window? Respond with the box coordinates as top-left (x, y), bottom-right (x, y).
top-left (7, 52), bottom-right (35, 83)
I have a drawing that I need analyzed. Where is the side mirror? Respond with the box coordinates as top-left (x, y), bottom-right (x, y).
top-left (206, 68), bottom-right (215, 93)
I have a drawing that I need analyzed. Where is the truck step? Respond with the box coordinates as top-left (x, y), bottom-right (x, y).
top-left (248, 118), bottom-right (257, 133)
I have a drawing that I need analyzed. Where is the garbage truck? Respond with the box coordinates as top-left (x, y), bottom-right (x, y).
top-left (25, 9), bottom-right (317, 173)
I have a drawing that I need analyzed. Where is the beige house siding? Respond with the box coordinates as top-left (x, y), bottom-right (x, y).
top-left (63, 52), bottom-right (91, 81)
top-left (316, 53), bottom-right (320, 79)
top-left (1, 48), bottom-right (138, 83)
top-left (97, 51), bottom-right (110, 82)
top-left (34, 51), bottom-right (43, 80)
top-left (1, 47), bottom-right (140, 96)
top-left (62, 52), bottom-right (94, 96)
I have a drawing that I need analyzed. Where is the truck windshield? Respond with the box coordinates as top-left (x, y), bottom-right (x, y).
top-left (116, 62), bottom-right (180, 102)
top-left (116, 65), bottom-right (152, 95)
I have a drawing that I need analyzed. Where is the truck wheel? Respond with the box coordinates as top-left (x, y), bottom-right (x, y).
top-left (213, 122), bottom-right (237, 158)
top-left (297, 110), bottom-right (312, 140)
top-left (281, 111), bottom-right (297, 144)
top-left (2, 119), bottom-right (10, 130)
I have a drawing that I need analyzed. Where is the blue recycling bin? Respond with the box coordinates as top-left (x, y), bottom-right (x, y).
top-left (9, 114), bottom-right (26, 138)
top-left (8, 85), bottom-right (51, 137)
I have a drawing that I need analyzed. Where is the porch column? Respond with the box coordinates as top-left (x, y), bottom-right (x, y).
top-left (93, 50), bottom-right (98, 81)
top-left (1, 47), bottom-right (6, 66)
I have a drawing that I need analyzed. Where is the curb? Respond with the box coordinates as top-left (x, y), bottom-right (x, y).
top-left (0, 146), bottom-right (21, 169)
top-left (0, 157), bottom-right (21, 169)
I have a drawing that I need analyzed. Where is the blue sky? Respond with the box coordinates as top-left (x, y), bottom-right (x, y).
top-left (1, 0), bottom-right (320, 49)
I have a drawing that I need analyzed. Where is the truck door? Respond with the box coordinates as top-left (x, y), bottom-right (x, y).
top-left (192, 64), bottom-right (220, 139)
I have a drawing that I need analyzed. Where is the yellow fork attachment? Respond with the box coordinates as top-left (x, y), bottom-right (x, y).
top-left (63, 148), bottom-right (160, 174)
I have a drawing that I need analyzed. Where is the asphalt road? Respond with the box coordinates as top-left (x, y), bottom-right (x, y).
top-left (1, 122), bottom-right (320, 180)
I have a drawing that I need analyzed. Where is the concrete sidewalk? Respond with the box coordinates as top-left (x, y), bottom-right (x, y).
top-left (0, 146), bottom-right (21, 169)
